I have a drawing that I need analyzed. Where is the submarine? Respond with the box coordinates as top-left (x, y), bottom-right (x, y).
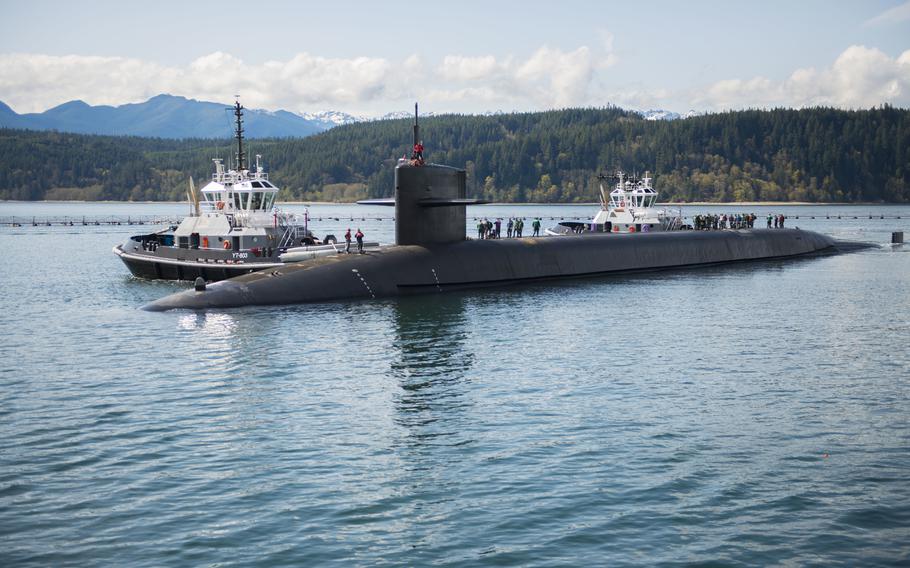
top-left (144, 110), bottom-right (840, 312)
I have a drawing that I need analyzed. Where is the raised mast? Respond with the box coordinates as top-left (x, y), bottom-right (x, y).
top-left (233, 98), bottom-right (246, 171)
top-left (413, 102), bottom-right (419, 150)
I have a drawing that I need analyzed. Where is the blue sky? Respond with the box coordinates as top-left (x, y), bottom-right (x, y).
top-left (1, 0), bottom-right (909, 115)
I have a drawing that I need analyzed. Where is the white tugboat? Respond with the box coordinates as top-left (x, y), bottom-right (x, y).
top-left (547, 170), bottom-right (683, 235)
top-left (113, 99), bottom-right (351, 281)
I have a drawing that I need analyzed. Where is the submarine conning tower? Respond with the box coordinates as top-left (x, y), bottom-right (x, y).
top-left (395, 163), bottom-right (470, 245)
top-left (363, 102), bottom-right (484, 246)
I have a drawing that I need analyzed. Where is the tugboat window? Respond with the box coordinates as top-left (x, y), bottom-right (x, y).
top-left (251, 192), bottom-right (263, 210)
top-left (234, 193), bottom-right (242, 209)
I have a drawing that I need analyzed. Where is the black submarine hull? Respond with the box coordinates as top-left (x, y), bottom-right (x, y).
top-left (143, 229), bottom-right (835, 311)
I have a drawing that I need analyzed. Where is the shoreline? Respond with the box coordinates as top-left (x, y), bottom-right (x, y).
top-left (1, 200), bottom-right (900, 206)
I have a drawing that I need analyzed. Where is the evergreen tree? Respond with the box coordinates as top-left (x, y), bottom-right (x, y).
top-left (1, 105), bottom-right (908, 203)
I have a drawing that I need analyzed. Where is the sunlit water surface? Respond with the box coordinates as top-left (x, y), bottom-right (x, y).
top-left (1, 202), bottom-right (909, 566)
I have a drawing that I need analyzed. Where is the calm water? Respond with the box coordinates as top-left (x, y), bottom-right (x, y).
top-left (1, 202), bottom-right (909, 566)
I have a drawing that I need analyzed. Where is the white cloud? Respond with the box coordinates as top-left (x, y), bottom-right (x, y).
top-left (515, 46), bottom-right (596, 108)
top-left (439, 55), bottom-right (502, 81)
top-left (0, 51), bottom-right (407, 113)
top-left (693, 45), bottom-right (910, 110)
top-left (433, 45), bottom-right (602, 109)
top-left (595, 29), bottom-right (619, 69)
top-left (0, 53), bottom-right (173, 110)
top-left (864, 1), bottom-right (910, 27)
top-left (2, 41), bottom-right (904, 116)
top-left (0, 41), bottom-right (612, 114)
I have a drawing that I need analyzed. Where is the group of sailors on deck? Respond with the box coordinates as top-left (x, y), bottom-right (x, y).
top-left (476, 217), bottom-right (542, 239)
top-left (693, 213), bottom-right (758, 230)
top-left (692, 213), bottom-right (790, 230)
top-left (768, 213), bottom-right (787, 228)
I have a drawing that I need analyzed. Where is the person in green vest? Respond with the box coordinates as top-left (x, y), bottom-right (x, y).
top-left (532, 218), bottom-right (541, 236)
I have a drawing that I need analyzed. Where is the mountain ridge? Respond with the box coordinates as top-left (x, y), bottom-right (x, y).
top-left (0, 94), bottom-right (697, 137)
top-left (0, 94), bottom-right (325, 138)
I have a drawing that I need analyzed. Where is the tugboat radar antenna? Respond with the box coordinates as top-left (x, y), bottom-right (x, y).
top-left (413, 102), bottom-right (419, 149)
top-left (233, 96), bottom-right (245, 171)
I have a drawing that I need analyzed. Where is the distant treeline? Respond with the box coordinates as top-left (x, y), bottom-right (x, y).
top-left (1, 105), bottom-right (908, 203)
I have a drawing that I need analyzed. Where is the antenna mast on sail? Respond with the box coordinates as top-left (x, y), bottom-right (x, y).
top-left (413, 102), bottom-right (419, 149)
top-left (233, 96), bottom-right (246, 171)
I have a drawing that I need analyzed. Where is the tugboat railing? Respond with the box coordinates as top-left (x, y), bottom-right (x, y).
top-left (277, 225), bottom-right (309, 249)
top-left (211, 171), bottom-right (270, 183)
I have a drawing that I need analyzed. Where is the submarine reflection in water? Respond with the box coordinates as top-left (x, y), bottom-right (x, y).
top-left (144, 162), bottom-right (839, 312)
top-left (389, 295), bottom-right (474, 441)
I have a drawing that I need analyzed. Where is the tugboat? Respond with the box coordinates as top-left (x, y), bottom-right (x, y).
top-left (547, 170), bottom-right (684, 235)
top-left (113, 99), bottom-right (344, 281)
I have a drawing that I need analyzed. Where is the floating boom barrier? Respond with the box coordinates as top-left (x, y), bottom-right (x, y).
top-left (1, 212), bottom-right (905, 228)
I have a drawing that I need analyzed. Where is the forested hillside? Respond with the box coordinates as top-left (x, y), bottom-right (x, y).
top-left (1, 105), bottom-right (908, 203)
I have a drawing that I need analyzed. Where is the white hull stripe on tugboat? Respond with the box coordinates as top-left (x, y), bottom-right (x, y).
top-left (113, 246), bottom-right (284, 270)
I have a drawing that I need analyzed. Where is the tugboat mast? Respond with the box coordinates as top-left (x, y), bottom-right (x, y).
top-left (233, 98), bottom-right (246, 171)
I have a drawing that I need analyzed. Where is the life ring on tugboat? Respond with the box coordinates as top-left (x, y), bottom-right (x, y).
top-left (628, 226), bottom-right (636, 233)
top-left (216, 201), bottom-right (225, 210)
top-left (202, 237), bottom-right (209, 248)
top-left (223, 240), bottom-right (231, 249)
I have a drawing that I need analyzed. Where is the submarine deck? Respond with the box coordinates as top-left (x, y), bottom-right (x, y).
top-left (143, 229), bottom-right (846, 311)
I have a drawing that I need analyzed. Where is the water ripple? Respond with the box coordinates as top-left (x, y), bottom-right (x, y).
top-left (2, 210), bottom-right (910, 565)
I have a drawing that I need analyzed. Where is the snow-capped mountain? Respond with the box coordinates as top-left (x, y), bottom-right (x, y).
top-left (377, 110), bottom-right (414, 120)
top-left (636, 108), bottom-right (704, 121)
top-left (639, 109), bottom-right (681, 121)
top-left (297, 109), bottom-right (434, 126)
top-left (296, 110), bottom-right (365, 129)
